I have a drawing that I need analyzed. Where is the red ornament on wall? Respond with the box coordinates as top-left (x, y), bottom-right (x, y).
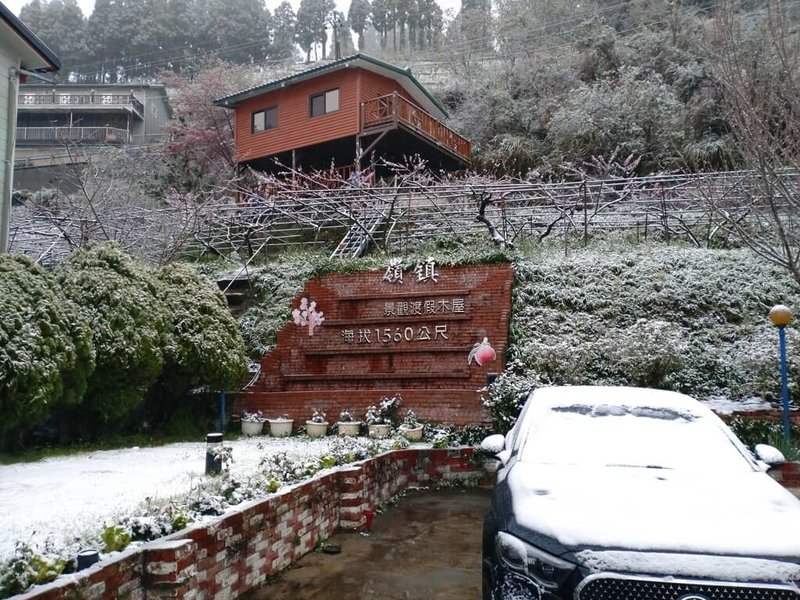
top-left (468, 337), bottom-right (497, 366)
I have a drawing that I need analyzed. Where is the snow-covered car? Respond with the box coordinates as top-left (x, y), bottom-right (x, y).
top-left (480, 386), bottom-right (800, 600)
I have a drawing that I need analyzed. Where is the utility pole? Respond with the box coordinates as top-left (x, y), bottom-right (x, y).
top-left (332, 14), bottom-right (343, 60)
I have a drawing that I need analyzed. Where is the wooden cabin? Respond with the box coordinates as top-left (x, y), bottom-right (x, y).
top-left (214, 53), bottom-right (471, 179)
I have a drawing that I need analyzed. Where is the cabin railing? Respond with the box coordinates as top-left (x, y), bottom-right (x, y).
top-left (18, 92), bottom-right (144, 116)
top-left (361, 93), bottom-right (471, 162)
top-left (16, 126), bottom-right (131, 144)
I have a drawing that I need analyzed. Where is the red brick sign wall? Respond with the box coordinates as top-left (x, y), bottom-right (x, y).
top-left (239, 263), bottom-right (513, 425)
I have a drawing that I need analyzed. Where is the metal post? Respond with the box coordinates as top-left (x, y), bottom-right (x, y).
top-left (219, 392), bottom-right (226, 431)
top-left (1, 66), bottom-right (20, 254)
top-left (779, 325), bottom-right (791, 441)
top-left (769, 304), bottom-right (794, 442)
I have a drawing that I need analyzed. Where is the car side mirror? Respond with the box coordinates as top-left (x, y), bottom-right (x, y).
top-left (481, 434), bottom-right (505, 455)
top-left (754, 444), bottom-right (786, 466)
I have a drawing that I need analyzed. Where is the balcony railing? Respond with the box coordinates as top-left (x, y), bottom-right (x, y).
top-left (16, 126), bottom-right (131, 144)
top-left (18, 92), bottom-right (144, 117)
top-left (362, 93), bottom-right (471, 163)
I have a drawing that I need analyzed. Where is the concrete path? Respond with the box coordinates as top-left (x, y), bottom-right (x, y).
top-left (244, 487), bottom-right (491, 600)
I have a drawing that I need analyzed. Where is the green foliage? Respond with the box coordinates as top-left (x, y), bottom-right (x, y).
top-left (475, 134), bottom-right (542, 176)
top-left (156, 263), bottom-right (248, 391)
top-left (0, 542), bottom-right (66, 599)
top-left (55, 243), bottom-right (169, 423)
top-left (0, 255), bottom-right (94, 439)
top-left (479, 245), bottom-right (800, 430)
top-left (101, 525), bottom-right (131, 553)
top-left (727, 416), bottom-right (800, 460)
top-left (237, 257), bottom-right (321, 359)
top-left (480, 359), bottom-right (546, 432)
top-left (547, 68), bottom-right (688, 170)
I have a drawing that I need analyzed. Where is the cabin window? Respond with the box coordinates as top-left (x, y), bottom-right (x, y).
top-left (310, 89), bottom-right (339, 117)
top-left (252, 106), bottom-right (278, 133)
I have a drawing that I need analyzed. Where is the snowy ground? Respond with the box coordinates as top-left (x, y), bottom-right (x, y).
top-left (0, 436), bottom-right (341, 562)
top-left (0, 395), bottom-right (781, 563)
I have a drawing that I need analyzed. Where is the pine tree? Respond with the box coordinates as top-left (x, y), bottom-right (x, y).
top-left (348, 0), bottom-right (371, 51)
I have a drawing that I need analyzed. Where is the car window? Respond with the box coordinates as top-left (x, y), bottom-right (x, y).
top-left (518, 403), bottom-right (755, 471)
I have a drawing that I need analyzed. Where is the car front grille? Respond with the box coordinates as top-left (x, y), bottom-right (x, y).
top-left (576, 575), bottom-right (800, 600)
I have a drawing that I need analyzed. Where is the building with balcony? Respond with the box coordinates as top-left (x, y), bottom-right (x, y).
top-left (214, 53), bottom-right (471, 181)
top-left (0, 0), bottom-right (60, 252)
top-left (14, 83), bottom-right (171, 169)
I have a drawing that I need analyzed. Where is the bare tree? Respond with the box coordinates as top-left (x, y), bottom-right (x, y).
top-left (14, 146), bottom-right (218, 266)
top-left (708, 0), bottom-right (800, 283)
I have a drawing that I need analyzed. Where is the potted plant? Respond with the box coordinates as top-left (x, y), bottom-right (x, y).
top-left (267, 414), bottom-right (294, 437)
top-left (398, 409), bottom-right (424, 442)
top-left (336, 409), bottom-right (361, 437)
top-left (365, 394), bottom-right (401, 439)
top-left (241, 410), bottom-right (266, 436)
top-left (305, 408), bottom-right (329, 438)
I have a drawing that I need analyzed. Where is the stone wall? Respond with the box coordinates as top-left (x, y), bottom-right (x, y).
top-left (16, 448), bottom-right (483, 600)
top-left (238, 263), bottom-right (514, 426)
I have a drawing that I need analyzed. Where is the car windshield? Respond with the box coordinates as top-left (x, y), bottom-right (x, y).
top-left (518, 403), bottom-right (754, 471)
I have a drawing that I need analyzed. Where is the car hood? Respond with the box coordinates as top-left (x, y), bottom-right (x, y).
top-left (507, 463), bottom-right (800, 562)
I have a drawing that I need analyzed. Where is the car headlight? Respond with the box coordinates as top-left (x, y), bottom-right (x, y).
top-left (495, 531), bottom-right (575, 590)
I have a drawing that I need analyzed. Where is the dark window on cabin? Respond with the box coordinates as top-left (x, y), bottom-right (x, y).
top-left (252, 106), bottom-right (277, 132)
top-left (309, 89), bottom-right (339, 117)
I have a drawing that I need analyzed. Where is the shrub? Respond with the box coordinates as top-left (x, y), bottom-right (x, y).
top-left (509, 247), bottom-right (800, 402)
top-left (0, 255), bottom-right (93, 444)
top-left (146, 263), bottom-right (249, 427)
top-left (0, 542), bottom-right (66, 599)
top-left (55, 243), bottom-right (169, 423)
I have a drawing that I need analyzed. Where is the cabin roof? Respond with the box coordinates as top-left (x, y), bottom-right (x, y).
top-left (0, 2), bottom-right (60, 72)
top-left (214, 53), bottom-right (448, 120)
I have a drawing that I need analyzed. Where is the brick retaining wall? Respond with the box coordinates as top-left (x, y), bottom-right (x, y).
top-left (14, 447), bottom-right (800, 600)
top-left (769, 461), bottom-right (800, 489)
top-left (15, 448), bottom-right (483, 600)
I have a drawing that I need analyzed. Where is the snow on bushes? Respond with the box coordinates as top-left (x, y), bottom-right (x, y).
top-left (483, 246), bottom-right (800, 430)
top-left (0, 255), bottom-right (93, 439)
top-left (55, 243), bottom-right (169, 422)
top-left (156, 263), bottom-right (248, 390)
top-left (0, 243), bottom-right (251, 440)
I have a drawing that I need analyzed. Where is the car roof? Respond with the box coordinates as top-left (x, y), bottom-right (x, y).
top-left (530, 386), bottom-right (709, 416)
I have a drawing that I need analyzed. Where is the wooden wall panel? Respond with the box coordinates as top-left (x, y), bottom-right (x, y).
top-left (234, 69), bottom-right (360, 163)
top-left (233, 68), bottom-right (424, 164)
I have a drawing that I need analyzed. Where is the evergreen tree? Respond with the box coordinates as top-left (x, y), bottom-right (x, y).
top-left (19, 0), bottom-right (88, 78)
top-left (87, 0), bottom-right (127, 82)
top-left (205, 0), bottom-right (271, 64)
top-left (371, 0), bottom-right (392, 50)
top-left (348, 0), bottom-right (371, 51)
top-left (296, 0), bottom-right (334, 60)
top-left (162, 0), bottom-right (200, 73)
top-left (271, 1), bottom-right (297, 59)
top-left (296, 0), bottom-right (318, 60)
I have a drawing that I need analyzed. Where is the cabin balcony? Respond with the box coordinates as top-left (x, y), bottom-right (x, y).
top-left (361, 93), bottom-right (471, 165)
top-left (17, 92), bottom-right (144, 120)
top-left (16, 126), bottom-right (131, 145)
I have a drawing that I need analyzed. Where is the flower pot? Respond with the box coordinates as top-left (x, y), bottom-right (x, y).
top-left (368, 423), bottom-right (391, 439)
top-left (268, 418), bottom-right (294, 437)
top-left (241, 420), bottom-right (264, 436)
top-left (306, 421), bottom-right (329, 438)
top-left (399, 425), bottom-right (424, 442)
top-left (337, 421), bottom-right (361, 437)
